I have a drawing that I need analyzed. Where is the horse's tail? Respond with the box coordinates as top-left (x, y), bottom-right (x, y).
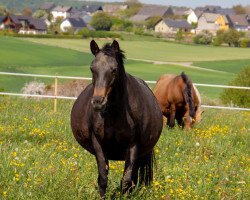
top-left (180, 72), bottom-right (195, 119)
top-left (138, 150), bottom-right (154, 186)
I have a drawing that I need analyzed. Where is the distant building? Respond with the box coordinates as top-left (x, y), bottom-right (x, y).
top-left (39, 2), bottom-right (56, 12)
top-left (155, 18), bottom-right (192, 34)
top-left (196, 13), bottom-right (229, 34)
top-left (227, 14), bottom-right (250, 31)
top-left (51, 6), bottom-right (72, 21)
top-left (0, 16), bottom-right (4, 29)
top-left (131, 5), bottom-right (174, 23)
top-left (187, 9), bottom-right (203, 24)
top-left (60, 17), bottom-right (94, 33)
top-left (103, 4), bottom-right (128, 15)
top-left (81, 5), bottom-right (103, 15)
top-left (2, 15), bottom-right (47, 34)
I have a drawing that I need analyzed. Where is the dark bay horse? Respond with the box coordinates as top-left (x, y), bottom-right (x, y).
top-left (71, 40), bottom-right (163, 197)
top-left (153, 72), bottom-right (202, 130)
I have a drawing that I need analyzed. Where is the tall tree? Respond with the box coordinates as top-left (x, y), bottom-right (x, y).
top-left (232, 5), bottom-right (246, 14)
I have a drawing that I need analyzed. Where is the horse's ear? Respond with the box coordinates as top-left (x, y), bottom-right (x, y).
top-left (90, 40), bottom-right (100, 56)
top-left (111, 40), bottom-right (120, 53)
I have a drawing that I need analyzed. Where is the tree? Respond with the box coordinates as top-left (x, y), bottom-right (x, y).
top-left (220, 67), bottom-right (250, 107)
top-left (193, 30), bottom-right (213, 45)
top-left (232, 5), bottom-right (246, 14)
top-left (223, 29), bottom-right (240, 47)
top-left (175, 29), bottom-right (184, 42)
top-left (145, 16), bottom-right (162, 29)
top-left (22, 7), bottom-right (32, 16)
top-left (90, 12), bottom-right (113, 31)
top-left (120, 0), bottom-right (142, 18)
top-left (0, 5), bottom-right (8, 15)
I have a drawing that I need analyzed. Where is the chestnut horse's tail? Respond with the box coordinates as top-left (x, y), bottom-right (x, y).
top-left (180, 72), bottom-right (195, 118)
top-left (138, 150), bottom-right (154, 186)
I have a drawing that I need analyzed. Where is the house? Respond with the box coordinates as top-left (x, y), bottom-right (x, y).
top-left (39, 2), bottom-right (56, 12)
top-left (173, 7), bottom-right (192, 17)
top-left (81, 5), bottom-right (103, 15)
top-left (187, 9), bottom-right (203, 24)
top-left (195, 5), bottom-right (221, 13)
top-left (51, 6), bottom-right (72, 21)
top-left (130, 5), bottom-right (174, 23)
top-left (103, 4), bottom-right (128, 15)
top-left (2, 15), bottom-right (47, 34)
top-left (227, 14), bottom-right (250, 31)
top-left (155, 18), bottom-right (192, 34)
top-left (196, 13), bottom-right (229, 34)
top-left (0, 16), bottom-right (4, 29)
top-left (60, 17), bottom-right (88, 33)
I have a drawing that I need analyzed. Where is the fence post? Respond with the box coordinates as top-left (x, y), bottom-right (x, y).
top-left (54, 74), bottom-right (58, 113)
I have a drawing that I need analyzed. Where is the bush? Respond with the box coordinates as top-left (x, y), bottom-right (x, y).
top-left (240, 38), bottom-right (250, 48)
top-left (111, 18), bottom-right (133, 32)
top-left (21, 81), bottom-right (46, 96)
top-left (90, 12), bottom-right (113, 31)
top-left (78, 28), bottom-right (121, 39)
top-left (220, 67), bottom-right (250, 107)
top-left (193, 31), bottom-right (213, 45)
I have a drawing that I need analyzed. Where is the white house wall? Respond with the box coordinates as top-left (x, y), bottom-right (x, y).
top-left (60, 20), bottom-right (72, 32)
top-left (155, 21), bottom-right (173, 33)
top-left (51, 11), bottom-right (69, 21)
top-left (187, 11), bottom-right (198, 24)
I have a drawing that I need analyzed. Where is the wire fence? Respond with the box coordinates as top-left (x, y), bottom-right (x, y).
top-left (0, 71), bottom-right (250, 112)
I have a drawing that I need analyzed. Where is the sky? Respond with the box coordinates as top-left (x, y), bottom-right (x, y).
top-left (89, 0), bottom-right (250, 8)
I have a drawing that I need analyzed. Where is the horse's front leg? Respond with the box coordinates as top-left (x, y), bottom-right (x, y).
top-left (183, 105), bottom-right (192, 130)
top-left (122, 143), bottom-right (138, 194)
top-left (91, 134), bottom-right (109, 198)
top-left (168, 104), bottom-right (176, 128)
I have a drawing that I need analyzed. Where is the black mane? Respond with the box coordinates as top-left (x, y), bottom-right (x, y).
top-left (101, 43), bottom-right (126, 67)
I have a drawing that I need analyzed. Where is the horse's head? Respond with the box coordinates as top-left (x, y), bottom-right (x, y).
top-left (194, 110), bottom-right (204, 124)
top-left (90, 40), bottom-right (124, 111)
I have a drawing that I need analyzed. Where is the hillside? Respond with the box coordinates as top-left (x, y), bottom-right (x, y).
top-left (0, 0), bottom-right (106, 11)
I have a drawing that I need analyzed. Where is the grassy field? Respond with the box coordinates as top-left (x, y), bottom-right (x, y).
top-left (0, 97), bottom-right (249, 199)
top-left (22, 38), bottom-right (250, 62)
top-left (0, 36), bottom-right (244, 99)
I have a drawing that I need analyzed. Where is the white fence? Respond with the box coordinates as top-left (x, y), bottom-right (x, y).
top-left (0, 72), bottom-right (250, 112)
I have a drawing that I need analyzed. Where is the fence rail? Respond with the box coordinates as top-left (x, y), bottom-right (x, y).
top-left (0, 71), bottom-right (250, 112)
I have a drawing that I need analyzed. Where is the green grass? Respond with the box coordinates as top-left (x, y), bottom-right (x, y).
top-left (0, 97), bottom-right (249, 199)
top-left (1, 36), bottom-right (248, 99)
top-left (23, 38), bottom-right (250, 62)
top-left (193, 59), bottom-right (250, 74)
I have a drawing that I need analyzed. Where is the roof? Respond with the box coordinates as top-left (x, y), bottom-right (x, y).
top-left (137, 5), bottom-right (173, 17)
top-left (162, 19), bottom-right (192, 29)
top-left (173, 7), bottom-right (190, 16)
top-left (52, 6), bottom-right (72, 12)
top-left (227, 14), bottom-right (250, 26)
top-left (66, 17), bottom-right (87, 29)
top-left (215, 8), bottom-right (235, 15)
top-left (103, 4), bottom-right (128, 13)
top-left (0, 16), bottom-right (5, 23)
top-left (3, 15), bottom-right (46, 30)
top-left (201, 13), bottom-right (220, 23)
top-left (39, 2), bottom-right (55, 11)
top-left (130, 14), bottom-right (150, 22)
top-left (28, 18), bottom-right (47, 30)
top-left (82, 5), bottom-right (103, 13)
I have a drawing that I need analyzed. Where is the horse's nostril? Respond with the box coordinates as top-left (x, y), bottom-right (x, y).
top-left (92, 97), bottom-right (104, 105)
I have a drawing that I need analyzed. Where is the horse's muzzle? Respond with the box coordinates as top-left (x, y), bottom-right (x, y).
top-left (91, 96), bottom-right (107, 111)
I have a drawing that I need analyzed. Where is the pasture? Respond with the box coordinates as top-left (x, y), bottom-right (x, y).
top-left (0, 36), bottom-right (250, 199)
top-left (1, 36), bottom-right (249, 99)
top-left (0, 97), bottom-right (249, 199)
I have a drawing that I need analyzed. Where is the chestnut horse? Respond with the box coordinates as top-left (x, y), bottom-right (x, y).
top-left (153, 72), bottom-right (202, 130)
top-left (71, 40), bottom-right (163, 198)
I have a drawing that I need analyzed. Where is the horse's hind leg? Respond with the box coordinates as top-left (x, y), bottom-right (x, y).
top-left (92, 134), bottom-right (109, 198)
top-left (122, 144), bottom-right (138, 194)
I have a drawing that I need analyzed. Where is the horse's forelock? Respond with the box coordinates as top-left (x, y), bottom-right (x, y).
top-left (101, 43), bottom-right (125, 64)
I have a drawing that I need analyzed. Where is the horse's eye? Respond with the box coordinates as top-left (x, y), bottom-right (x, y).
top-left (111, 68), bottom-right (117, 75)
